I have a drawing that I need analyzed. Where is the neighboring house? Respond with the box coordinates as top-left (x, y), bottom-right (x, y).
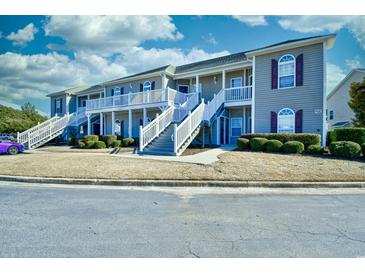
top-left (18, 34), bottom-right (336, 154)
top-left (326, 68), bottom-right (365, 129)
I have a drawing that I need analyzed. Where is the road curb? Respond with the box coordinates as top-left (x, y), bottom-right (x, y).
top-left (0, 175), bottom-right (365, 188)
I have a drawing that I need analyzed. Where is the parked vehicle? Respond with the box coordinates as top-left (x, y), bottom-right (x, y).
top-left (0, 133), bottom-right (15, 141)
top-left (0, 140), bottom-right (24, 155)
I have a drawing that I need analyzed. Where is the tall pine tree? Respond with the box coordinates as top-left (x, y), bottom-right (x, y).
top-left (348, 77), bottom-right (365, 127)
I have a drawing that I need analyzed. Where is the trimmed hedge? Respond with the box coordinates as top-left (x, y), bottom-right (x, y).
top-left (111, 140), bottom-right (122, 148)
top-left (67, 137), bottom-right (76, 146)
top-left (94, 141), bottom-right (106, 149)
top-left (306, 145), bottom-right (324, 155)
top-left (101, 134), bottom-right (117, 147)
top-left (237, 138), bottom-right (250, 150)
top-left (85, 135), bottom-right (99, 142)
top-left (283, 141), bottom-right (304, 154)
top-left (85, 140), bottom-right (96, 149)
top-left (240, 133), bottom-right (320, 148)
top-left (329, 127), bottom-right (365, 145)
top-left (249, 137), bottom-right (268, 151)
top-left (122, 137), bottom-right (135, 147)
top-left (77, 140), bottom-right (86, 149)
top-left (329, 141), bottom-right (362, 158)
top-left (265, 140), bottom-right (283, 152)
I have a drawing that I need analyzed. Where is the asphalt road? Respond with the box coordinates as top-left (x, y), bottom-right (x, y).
top-left (1, 182), bottom-right (365, 258)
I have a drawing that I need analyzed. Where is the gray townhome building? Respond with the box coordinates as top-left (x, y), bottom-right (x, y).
top-left (17, 34), bottom-right (336, 155)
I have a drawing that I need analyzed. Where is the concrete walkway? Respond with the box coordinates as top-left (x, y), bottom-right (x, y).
top-left (112, 145), bottom-right (236, 164)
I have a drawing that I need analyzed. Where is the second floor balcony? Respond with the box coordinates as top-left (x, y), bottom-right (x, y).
top-left (85, 88), bottom-right (189, 113)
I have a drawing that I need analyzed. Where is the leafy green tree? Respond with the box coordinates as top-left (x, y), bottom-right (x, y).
top-left (0, 102), bottom-right (47, 134)
top-left (348, 77), bottom-right (365, 127)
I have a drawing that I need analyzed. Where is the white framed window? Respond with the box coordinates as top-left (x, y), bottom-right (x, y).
top-left (55, 98), bottom-right (61, 113)
top-left (278, 54), bottom-right (295, 89)
top-left (143, 81), bottom-right (151, 92)
top-left (278, 108), bottom-right (295, 133)
top-left (329, 110), bottom-right (334, 120)
top-left (114, 87), bottom-right (121, 96)
top-left (230, 77), bottom-right (242, 88)
top-left (231, 117), bottom-right (242, 137)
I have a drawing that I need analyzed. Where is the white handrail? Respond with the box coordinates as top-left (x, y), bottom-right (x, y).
top-left (139, 106), bottom-right (174, 152)
top-left (28, 114), bottom-right (70, 148)
top-left (173, 92), bottom-right (199, 122)
top-left (174, 100), bottom-right (205, 154)
top-left (17, 115), bottom-right (59, 144)
top-left (203, 88), bottom-right (225, 122)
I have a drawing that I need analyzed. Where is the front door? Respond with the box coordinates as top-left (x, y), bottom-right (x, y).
top-left (220, 117), bottom-right (225, 144)
top-left (231, 77), bottom-right (242, 88)
top-left (93, 123), bottom-right (100, 135)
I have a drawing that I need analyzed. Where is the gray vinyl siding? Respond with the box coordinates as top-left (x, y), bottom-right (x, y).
top-left (254, 43), bottom-right (324, 136)
top-left (105, 76), bottom-right (162, 96)
top-left (327, 71), bottom-right (364, 128)
top-left (50, 95), bottom-right (67, 117)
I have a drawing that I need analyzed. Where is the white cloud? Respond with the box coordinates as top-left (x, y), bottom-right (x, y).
top-left (278, 16), bottom-right (365, 50)
top-left (232, 16), bottom-right (268, 26)
top-left (6, 23), bottom-right (38, 46)
top-left (203, 33), bottom-right (217, 45)
top-left (119, 47), bottom-right (229, 73)
top-left (345, 56), bottom-right (363, 69)
top-left (327, 63), bottom-right (347, 93)
top-left (44, 16), bottom-right (183, 56)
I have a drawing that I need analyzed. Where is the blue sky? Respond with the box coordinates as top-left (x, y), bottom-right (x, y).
top-left (0, 15), bottom-right (364, 115)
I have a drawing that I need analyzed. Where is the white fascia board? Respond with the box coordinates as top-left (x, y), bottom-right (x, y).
top-left (103, 70), bottom-right (174, 87)
top-left (245, 35), bottom-right (336, 58)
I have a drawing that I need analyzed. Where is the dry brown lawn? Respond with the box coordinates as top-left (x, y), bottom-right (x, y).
top-left (0, 151), bottom-right (364, 181)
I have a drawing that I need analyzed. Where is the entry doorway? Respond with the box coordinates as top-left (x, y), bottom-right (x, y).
top-left (178, 85), bottom-right (189, 94)
top-left (219, 117), bottom-right (229, 145)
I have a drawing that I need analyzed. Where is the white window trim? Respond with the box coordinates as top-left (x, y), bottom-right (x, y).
top-left (230, 117), bottom-right (243, 137)
top-left (230, 77), bottom-right (242, 88)
top-left (143, 81), bottom-right (152, 92)
top-left (277, 107), bottom-right (295, 133)
top-left (278, 54), bottom-right (296, 90)
top-left (177, 84), bottom-right (190, 93)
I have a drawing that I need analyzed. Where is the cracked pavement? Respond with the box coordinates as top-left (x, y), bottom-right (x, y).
top-left (1, 182), bottom-right (365, 257)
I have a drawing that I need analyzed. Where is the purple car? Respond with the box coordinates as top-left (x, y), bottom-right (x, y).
top-left (0, 140), bottom-right (24, 155)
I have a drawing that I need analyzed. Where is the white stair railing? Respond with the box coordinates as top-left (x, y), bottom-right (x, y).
top-left (28, 114), bottom-right (71, 149)
top-left (17, 115), bottom-right (59, 145)
top-left (173, 92), bottom-right (199, 122)
top-left (139, 106), bottom-right (174, 152)
top-left (173, 100), bottom-right (205, 155)
top-left (203, 88), bottom-right (225, 121)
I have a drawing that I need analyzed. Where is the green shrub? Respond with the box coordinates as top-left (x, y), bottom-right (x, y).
top-left (122, 137), bottom-right (135, 147)
top-left (236, 138), bottom-right (250, 150)
top-left (101, 134), bottom-right (117, 147)
top-left (77, 140), bottom-right (86, 149)
top-left (265, 139), bottom-right (283, 152)
top-left (361, 143), bottom-right (365, 157)
top-left (111, 140), bottom-right (122, 148)
top-left (249, 137), bottom-right (268, 151)
top-left (326, 130), bottom-right (336, 146)
top-left (85, 140), bottom-right (96, 149)
top-left (85, 135), bottom-right (99, 142)
top-left (240, 133), bottom-right (320, 148)
top-left (67, 137), bottom-right (76, 146)
top-left (283, 141), bottom-right (305, 154)
top-left (331, 128), bottom-right (365, 145)
top-left (329, 141), bottom-right (362, 158)
top-left (94, 141), bottom-right (106, 149)
top-left (306, 145), bottom-right (324, 155)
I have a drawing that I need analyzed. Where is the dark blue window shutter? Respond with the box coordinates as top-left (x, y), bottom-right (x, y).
top-left (151, 81), bottom-right (155, 90)
top-left (54, 99), bottom-right (57, 114)
top-left (296, 54), bottom-right (303, 86)
top-left (120, 87), bottom-right (124, 95)
top-left (295, 109), bottom-right (303, 133)
top-left (140, 84), bottom-right (143, 92)
top-left (60, 98), bottom-right (63, 113)
top-left (271, 59), bottom-right (278, 89)
top-left (111, 89), bottom-right (114, 96)
top-left (271, 111), bottom-right (277, 133)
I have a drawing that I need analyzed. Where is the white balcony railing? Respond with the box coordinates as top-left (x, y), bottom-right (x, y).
top-left (224, 86), bottom-right (252, 102)
top-left (85, 88), bottom-right (188, 112)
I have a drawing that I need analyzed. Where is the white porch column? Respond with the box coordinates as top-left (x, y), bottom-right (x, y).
top-left (143, 108), bottom-right (147, 126)
top-left (87, 114), bottom-right (91, 135)
top-left (243, 68), bottom-right (247, 86)
top-left (65, 94), bottom-right (71, 115)
top-left (100, 112), bottom-right (104, 135)
top-left (243, 106), bottom-right (246, 134)
top-left (195, 75), bottom-right (199, 93)
top-left (128, 109), bottom-right (132, 138)
top-left (222, 70), bottom-right (226, 90)
top-left (251, 56), bottom-right (256, 133)
top-left (161, 73), bottom-right (168, 89)
top-left (111, 111), bottom-right (115, 135)
top-left (216, 117), bottom-right (220, 145)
